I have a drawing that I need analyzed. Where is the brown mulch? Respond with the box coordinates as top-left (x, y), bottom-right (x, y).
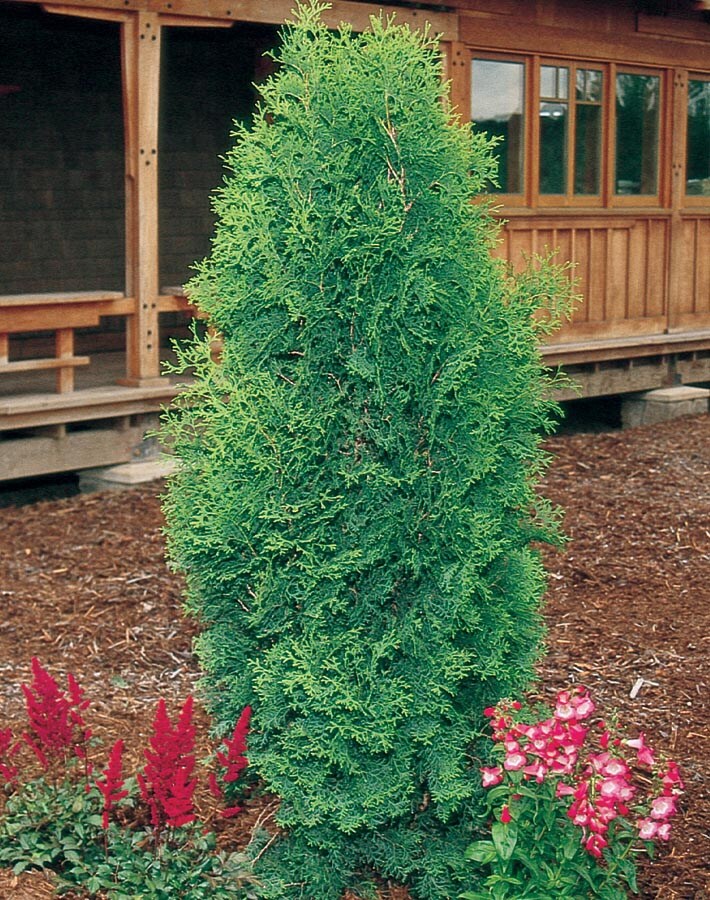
top-left (0, 414), bottom-right (708, 899)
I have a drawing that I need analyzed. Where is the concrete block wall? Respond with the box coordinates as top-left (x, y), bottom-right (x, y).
top-left (158, 23), bottom-right (277, 289)
top-left (0, 8), bottom-right (125, 295)
top-left (0, 6), bottom-right (277, 319)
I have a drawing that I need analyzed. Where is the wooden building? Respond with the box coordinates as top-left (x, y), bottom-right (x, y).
top-left (1, 0), bottom-right (709, 480)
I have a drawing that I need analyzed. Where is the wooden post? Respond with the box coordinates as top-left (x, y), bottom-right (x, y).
top-left (55, 328), bottom-right (75, 393)
top-left (667, 68), bottom-right (688, 333)
top-left (120, 11), bottom-right (163, 386)
top-left (446, 41), bottom-right (470, 123)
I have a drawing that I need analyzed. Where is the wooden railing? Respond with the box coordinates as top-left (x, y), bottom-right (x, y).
top-left (0, 291), bottom-right (134, 394)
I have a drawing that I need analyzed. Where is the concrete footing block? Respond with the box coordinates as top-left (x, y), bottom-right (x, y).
top-left (79, 457), bottom-right (178, 493)
top-left (621, 385), bottom-right (710, 429)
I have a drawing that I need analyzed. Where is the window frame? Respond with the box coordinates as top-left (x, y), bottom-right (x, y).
top-left (610, 63), bottom-right (666, 209)
top-left (468, 53), bottom-right (669, 211)
top-left (684, 73), bottom-right (710, 208)
top-left (536, 57), bottom-right (607, 209)
top-left (470, 50), bottom-right (533, 208)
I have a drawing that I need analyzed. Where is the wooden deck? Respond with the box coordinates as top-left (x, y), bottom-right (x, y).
top-left (0, 345), bottom-right (183, 482)
top-left (0, 0), bottom-right (708, 479)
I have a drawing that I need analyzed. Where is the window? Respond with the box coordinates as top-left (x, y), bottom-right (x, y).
top-left (470, 56), bottom-right (668, 207)
top-left (574, 68), bottom-right (603, 195)
top-left (539, 65), bottom-right (568, 194)
top-left (538, 63), bottom-right (603, 197)
top-left (614, 72), bottom-right (660, 196)
top-left (471, 58), bottom-right (525, 194)
top-left (686, 78), bottom-right (710, 198)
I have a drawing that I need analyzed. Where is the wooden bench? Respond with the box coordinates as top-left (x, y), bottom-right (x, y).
top-left (0, 291), bottom-right (130, 393)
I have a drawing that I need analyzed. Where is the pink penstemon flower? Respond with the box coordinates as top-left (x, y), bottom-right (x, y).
top-left (650, 794), bottom-right (677, 820)
top-left (480, 687), bottom-right (684, 865)
top-left (480, 766), bottom-right (503, 788)
top-left (626, 732), bottom-right (655, 767)
top-left (503, 752), bottom-right (527, 771)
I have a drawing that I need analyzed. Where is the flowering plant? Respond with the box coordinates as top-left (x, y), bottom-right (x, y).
top-left (0, 659), bottom-right (262, 898)
top-left (463, 687), bottom-right (683, 899)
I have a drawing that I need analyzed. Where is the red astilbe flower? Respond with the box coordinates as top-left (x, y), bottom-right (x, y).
top-left (95, 739), bottom-right (129, 829)
top-left (138, 696), bottom-right (198, 832)
top-left (0, 728), bottom-right (20, 786)
top-left (208, 705), bottom-right (252, 818)
top-left (20, 657), bottom-right (91, 769)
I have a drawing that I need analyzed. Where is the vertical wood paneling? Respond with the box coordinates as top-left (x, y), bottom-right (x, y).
top-left (509, 230), bottom-right (533, 271)
top-left (589, 228), bottom-right (608, 322)
top-left (627, 222), bottom-right (647, 320)
top-left (646, 220), bottom-right (666, 318)
top-left (535, 230), bottom-right (554, 257)
top-left (695, 219), bottom-right (710, 316)
top-left (573, 229), bottom-right (591, 323)
top-left (496, 215), bottom-right (709, 338)
top-left (608, 228), bottom-right (629, 321)
top-left (677, 219), bottom-right (696, 315)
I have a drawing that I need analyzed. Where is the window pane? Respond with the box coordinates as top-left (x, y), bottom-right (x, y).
top-left (615, 73), bottom-right (660, 195)
top-left (539, 102), bottom-right (567, 194)
top-left (558, 67), bottom-right (569, 100)
top-left (574, 104), bottom-right (601, 194)
top-left (541, 65), bottom-right (568, 100)
top-left (687, 79), bottom-right (710, 196)
top-left (472, 59), bottom-right (525, 193)
top-left (541, 65), bottom-right (557, 98)
top-left (576, 68), bottom-right (602, 103)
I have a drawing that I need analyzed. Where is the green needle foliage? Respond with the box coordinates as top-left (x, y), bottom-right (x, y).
top-left (162, 4), bottom-right (574, 897)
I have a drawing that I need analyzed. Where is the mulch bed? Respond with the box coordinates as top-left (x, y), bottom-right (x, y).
top-left (0, 414), bottom-right (708, 899)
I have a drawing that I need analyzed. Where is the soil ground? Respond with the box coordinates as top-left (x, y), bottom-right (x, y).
top-left (0, 413), bottom-right (708, 899)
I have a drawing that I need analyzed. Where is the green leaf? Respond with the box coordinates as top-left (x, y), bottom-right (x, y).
top-left (465, 841), bottom-right (498, 864)
top-left (491, 821), bottom-right (518, 861)
top-left (562, 833), bottom-right (579, 860)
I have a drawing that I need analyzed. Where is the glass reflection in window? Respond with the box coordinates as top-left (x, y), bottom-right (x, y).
top-left (540, 66), bottom-right (569, 194)
top-left (472, 59), bottom-right (525, 194)
top-left (615, 72), bottom-right (660, 195)
top-left (574, 69), bottom-right (602, 195)
top-left (687, 79), bottom-right (710, 197)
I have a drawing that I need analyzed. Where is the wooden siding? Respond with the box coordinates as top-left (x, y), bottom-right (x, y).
top-left (673, 216), bottom-right (710, 329)
top-left (494, 215), bottom-right (678, 341)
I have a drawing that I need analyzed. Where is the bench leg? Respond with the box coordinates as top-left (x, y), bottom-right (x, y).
top-left (55, 329), bottom-right (75, 393)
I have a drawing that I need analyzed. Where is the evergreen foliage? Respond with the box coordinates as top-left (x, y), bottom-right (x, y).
top-left (162, 4), bottom-right (574, 896)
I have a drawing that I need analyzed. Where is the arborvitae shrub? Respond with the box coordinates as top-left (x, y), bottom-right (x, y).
top-left (162, 4), bottom-right (574, 897)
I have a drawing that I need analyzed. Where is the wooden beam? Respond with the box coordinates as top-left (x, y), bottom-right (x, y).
top-left (55, 328), bottom-right (76, 393)
top-left (0, 357), bottom-right (90, 374)
top-left (0, 291), bottom-right (125, 306)
top-left (159, 14), bottom-right (233, 27)
top-left (19, 0), bottom-right (458, 37)
top-left (0, 305), bottom-right (109, 333)
top-left (0, 384), bottom-right (179, 431)
top-left (42, 3), bottom-right (130, 23)
top-left (147, 0), bottom-right (458, 39)
top-left (459, 13), bottom-right (710, 70)
top-left (121, 11), bottom-right (163, 386)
